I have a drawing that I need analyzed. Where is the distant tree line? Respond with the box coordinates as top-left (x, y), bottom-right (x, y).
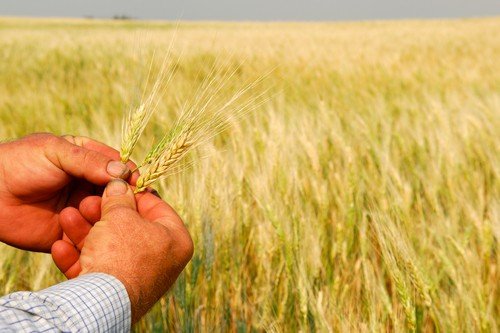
top-left (82, 15), bottom-right (134, 20)
top-left (112, 15), bottom-right (134, 20)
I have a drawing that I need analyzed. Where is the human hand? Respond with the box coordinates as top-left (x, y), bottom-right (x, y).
top-left (52, 180), bottom-right (194, 323)
top-left (0, 133), bottom-right (135, 252)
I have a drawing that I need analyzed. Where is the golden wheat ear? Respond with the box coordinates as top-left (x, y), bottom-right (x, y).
top-left (120, 39), bottom-right (179, 164)
top-left (120, 67), bottom-right (174, 162)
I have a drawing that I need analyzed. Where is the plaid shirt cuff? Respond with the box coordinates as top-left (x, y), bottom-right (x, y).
top-left (0, 273), bottom-right (131, 332)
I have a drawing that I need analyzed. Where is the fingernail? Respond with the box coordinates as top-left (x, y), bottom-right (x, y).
top-left (106, 179), bottom-right (128, 196)
top-left (107, 161), bottom-right (130, 178)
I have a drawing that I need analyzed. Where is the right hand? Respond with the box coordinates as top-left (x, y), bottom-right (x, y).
top-left (52, 180), bottom-right (194, 323)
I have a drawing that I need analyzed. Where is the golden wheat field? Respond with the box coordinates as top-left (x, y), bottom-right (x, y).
top-left (0, 17), bottom-right (499, 332)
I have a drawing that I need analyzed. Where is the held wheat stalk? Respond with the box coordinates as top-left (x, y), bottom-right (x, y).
top-left (122, 53), bottom-right (271, 192)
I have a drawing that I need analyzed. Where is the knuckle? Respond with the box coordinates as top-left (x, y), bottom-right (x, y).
top-left (79, 147), bottom-right (93, 163)
top-left (42, 133), bottom-right (62, 146)
top-left (74, 146), bottom-right (102, 168)
top-left (174, 229), bottom-right (194, 261)
top-left (65, 141), bottom-right (100, 165)
top-left (182, 236), bottom-right (195, 260)
top-left (103, 205), bottom-right (135, 221)
top-left (30, 133), bottom-right (61, 147)
top-left (155, 226), bottom-right (193, 265)
top-left (170, 210), bottom-right (185, 228)
top-left (69, 145), bottom-right (84, 157)
top-left (67, 145), bottom-right (90, 170)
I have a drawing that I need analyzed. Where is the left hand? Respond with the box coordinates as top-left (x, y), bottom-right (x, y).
top-left (0, 133), bottom-right (136, 252)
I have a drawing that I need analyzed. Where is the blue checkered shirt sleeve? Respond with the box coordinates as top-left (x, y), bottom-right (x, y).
top-left (0, 273), bottom-right (131, 332)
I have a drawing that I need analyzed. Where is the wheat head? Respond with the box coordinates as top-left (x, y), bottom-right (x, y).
top-left (120, 45), bottom-right (178, 163)
top-left (120, 103), bottom-right (154, 163)
top-left (135, 126), bottom-right (195, 193)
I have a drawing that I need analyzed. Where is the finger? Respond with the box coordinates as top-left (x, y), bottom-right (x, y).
top-left (60, 207), bottom-right (92, 250)
top-left (63, 135), bottom-right (140, 186)
top-left (145, 187), bottom-right (162, 199)
top-left (51, 240), bottom-right (81, 279)
top-left (128, 170), bottom-right (140, 186)
top-left (136, 192), bottom-right (185, 231)
top-left (64, 261), bottom-right (82, 280)
top-left (79, 196), bottom-right (102, 224)
top-left (62, 135), bottom-right (139, 174)
top-left (101, 179), bottom-right (138, 220)
top-left (46, 136), bottom-right (130, 186)
top-left (62, 232), bottom-right (71, 243)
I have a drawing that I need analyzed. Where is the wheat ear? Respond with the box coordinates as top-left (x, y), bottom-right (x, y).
top-left (135, 125), bottom-right (195, 193)
top-left (120, 39), bottom-right (178, 163)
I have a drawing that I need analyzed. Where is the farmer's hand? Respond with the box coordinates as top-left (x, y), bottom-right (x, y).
top-left (0, 133), bottom-right (136, 252)
top-left (52, 180), bottom-right (193, 323)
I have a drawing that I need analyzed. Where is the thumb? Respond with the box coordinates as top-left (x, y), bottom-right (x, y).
top-left (101, 179), bottom-right (138, 220)
top-left (46, 135), bottom-right (131, 185)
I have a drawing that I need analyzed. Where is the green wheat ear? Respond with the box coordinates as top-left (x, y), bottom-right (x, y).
top-left (138, 125), bottom-right (184, 168)
top-left (135, 126), bottom-right (195, 193)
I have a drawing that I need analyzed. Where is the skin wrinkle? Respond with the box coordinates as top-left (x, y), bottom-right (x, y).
top-left (79, 148), bottom-right (96, 179)
top-left (43, 137), bottom-right (72, 187)
top-left (69, 146), bottom-right (91, 179)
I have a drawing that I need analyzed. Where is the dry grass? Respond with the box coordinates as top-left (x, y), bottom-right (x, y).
top-left (0, 17), bottom-right (499, 332)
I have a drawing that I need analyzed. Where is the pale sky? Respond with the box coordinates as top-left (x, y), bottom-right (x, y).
top-left (0, 0), bottom-right (499, 21)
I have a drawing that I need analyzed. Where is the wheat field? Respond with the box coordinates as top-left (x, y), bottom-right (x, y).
top-left (0, 17), bottom-right (499, 332)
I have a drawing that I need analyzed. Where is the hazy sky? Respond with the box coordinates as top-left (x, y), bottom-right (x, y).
top-left (1, 0), bottom-right (499, 21)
